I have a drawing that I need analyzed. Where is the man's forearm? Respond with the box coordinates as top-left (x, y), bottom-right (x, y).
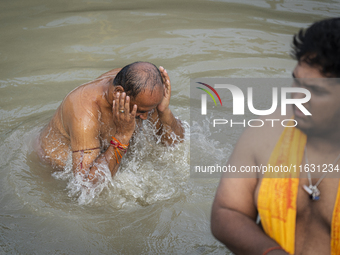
top-left (87, 146), bottom-right (123, 183)
top-left (157, 108), bottom-right (184, 144)
top-left (88, 135), bottom-right (130, 183)
top-left (211, 206), bottom-right (288, 255)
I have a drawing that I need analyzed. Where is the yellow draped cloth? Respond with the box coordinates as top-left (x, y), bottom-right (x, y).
top-left (257, 125), bottom-right (340, 255)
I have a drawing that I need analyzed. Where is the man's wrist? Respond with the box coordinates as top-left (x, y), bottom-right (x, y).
top-left (114, 133), bottom-right (131, 145)
top-left (157, 107), bottom-right (174, 126)
top-left (157, 106), bottom-right (171, 116)
top-left (262, 246), bottom-right (286, 255)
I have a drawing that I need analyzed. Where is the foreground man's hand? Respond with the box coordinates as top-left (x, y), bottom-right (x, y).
top-left (112, 92), bottom-right (137, 144)
top-left (157, 66), bottom-right (171, 113)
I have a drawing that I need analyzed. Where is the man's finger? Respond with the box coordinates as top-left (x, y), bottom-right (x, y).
top-left (160, 68), bottom-right (170, 86)
top-left (120, 92), bottom-right (126, 110)
top-left (159, 66), bottom-right (168, 82)
top-left (125, 95), bottom-right (130, 115)
top-left (131, 104), bottom-right (137, 117)
top-left (115, 92), bottom-right (120, 115)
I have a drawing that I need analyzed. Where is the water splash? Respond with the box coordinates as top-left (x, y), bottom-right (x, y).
top-left (52, 119), bottom-right (190, 207)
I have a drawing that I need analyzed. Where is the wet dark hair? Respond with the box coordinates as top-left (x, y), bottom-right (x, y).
top-left (291, 17), bottom-right (340, 77)
top-left (113, 61), bottom-right (163, 98)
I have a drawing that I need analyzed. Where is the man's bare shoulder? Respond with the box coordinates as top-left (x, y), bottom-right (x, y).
top-left (215, 109), bottom-right (293, 217)
top-left (61, 85), bottom-right (103, 132)
top-left (232, 108), bottom-right (292, 168)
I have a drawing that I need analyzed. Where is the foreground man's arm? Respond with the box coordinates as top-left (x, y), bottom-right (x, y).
top-left (211, 126), bottom-right (289, 255)
top-left (149, 66), bottom-right (184, 145)
top-left (70, 92), bottom-right (136, 184)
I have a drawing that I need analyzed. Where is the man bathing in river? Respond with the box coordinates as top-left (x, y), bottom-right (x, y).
top-left (37, 62), bottom-right (184, 183)
top-left (211, 18), bottom-right (340, 254)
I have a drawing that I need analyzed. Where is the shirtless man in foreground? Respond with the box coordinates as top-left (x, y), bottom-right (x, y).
top-left (38, 62), bottom-right (184, 183)
top-left (211, 18), bottom-right (340, 254)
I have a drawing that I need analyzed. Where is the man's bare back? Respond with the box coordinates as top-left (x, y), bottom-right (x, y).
top-left (39, 69), bottom-right (121, 168)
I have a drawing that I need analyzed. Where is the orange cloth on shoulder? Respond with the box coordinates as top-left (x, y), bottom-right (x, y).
top-left (257, 125), bottom-right (340, 255)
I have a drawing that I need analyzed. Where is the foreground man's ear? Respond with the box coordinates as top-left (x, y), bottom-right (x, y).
top-left (113, 85), bottom-right (125, 95)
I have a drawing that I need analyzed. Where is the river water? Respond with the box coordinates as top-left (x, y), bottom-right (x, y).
top-left (1, 0), bottom-right (339, 254)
